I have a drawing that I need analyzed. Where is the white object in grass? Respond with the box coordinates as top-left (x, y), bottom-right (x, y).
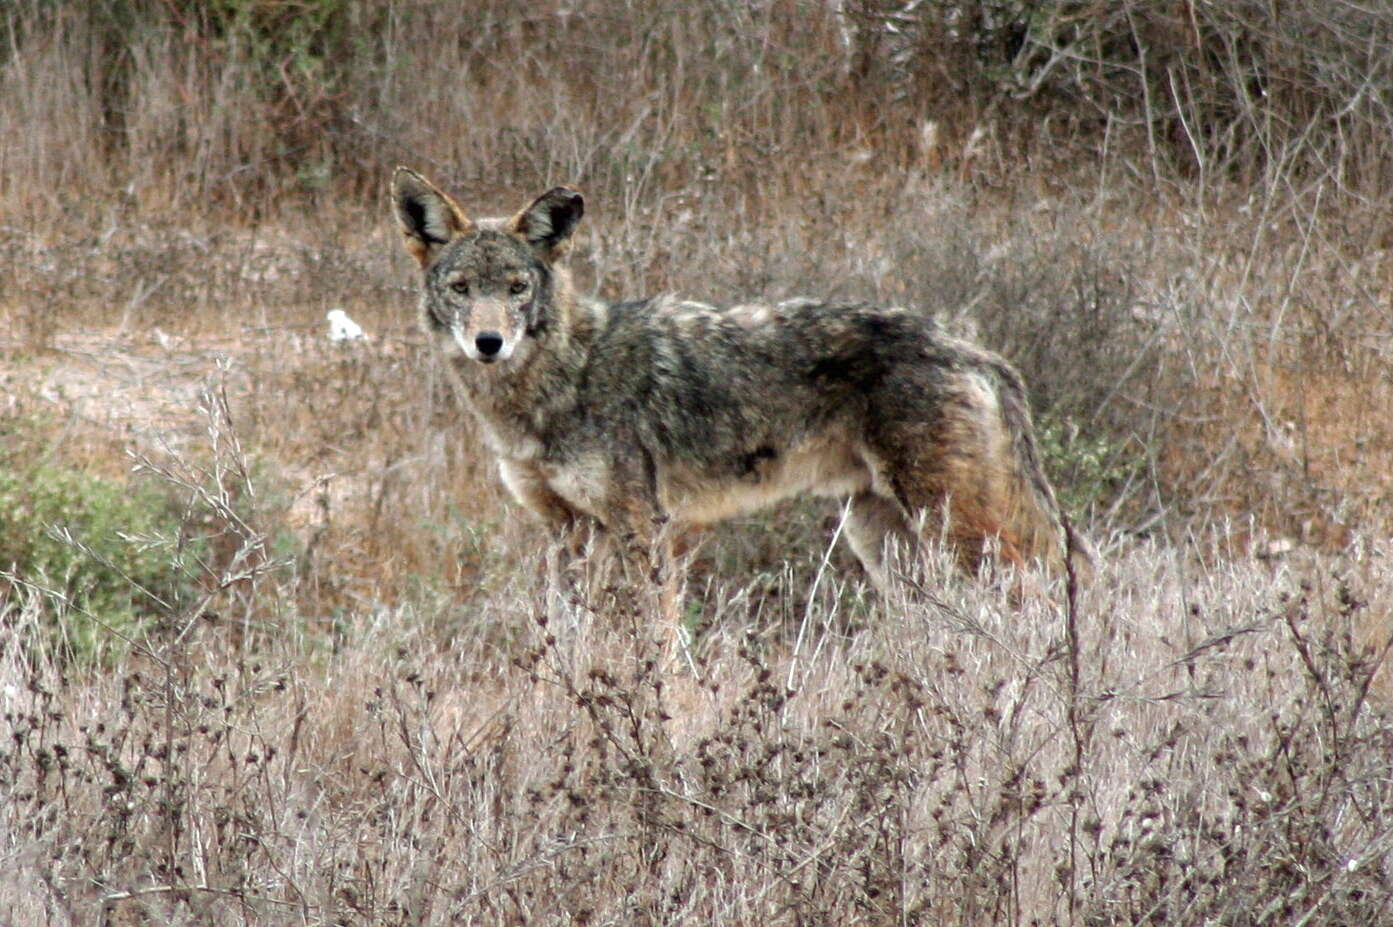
top-left (327, 308), bottom-right (367, 342)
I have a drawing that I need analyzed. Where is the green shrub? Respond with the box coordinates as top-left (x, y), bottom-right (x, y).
top-left (1037, 416), bottom-right (1144, 522)
top-left (0, 462), bottom-right (196, 664)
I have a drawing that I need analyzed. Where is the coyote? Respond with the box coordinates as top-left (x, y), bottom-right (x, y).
top-left (391, 168), bottom-right (1089, 615)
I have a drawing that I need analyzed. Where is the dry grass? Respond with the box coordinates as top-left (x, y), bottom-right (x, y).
top-left (4, 409), bottom-right (1392, 922)
top-left (4, 1), bottom-right (1393, 923)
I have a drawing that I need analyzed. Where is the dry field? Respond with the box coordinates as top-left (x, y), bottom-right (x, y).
top-left (4, 2), bottom-right (1393, 924)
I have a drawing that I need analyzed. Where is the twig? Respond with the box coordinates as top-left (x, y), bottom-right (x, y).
top-left (786, 496), bottom-right (850, 690)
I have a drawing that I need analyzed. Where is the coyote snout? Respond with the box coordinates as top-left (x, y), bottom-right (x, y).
top-left (390, 167), bottom-right (1092, 641)
top-left (473, 331), bottom-right (505, 359)
top-left (444, 295), bottom-right (521, 364)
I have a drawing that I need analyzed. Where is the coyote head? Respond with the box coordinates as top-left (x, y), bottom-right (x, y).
top-left (391, 168), bottom-right (583, 367)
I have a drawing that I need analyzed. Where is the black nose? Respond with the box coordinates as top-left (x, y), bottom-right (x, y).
top-left (475, 332), bottom-right (504, 357)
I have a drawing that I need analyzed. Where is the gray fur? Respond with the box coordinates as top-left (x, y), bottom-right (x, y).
top-left (391, 167), bottom-right (1092, 606)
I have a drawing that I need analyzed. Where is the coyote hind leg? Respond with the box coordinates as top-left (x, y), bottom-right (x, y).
top-left (844, 491), bottom-right (918, 592)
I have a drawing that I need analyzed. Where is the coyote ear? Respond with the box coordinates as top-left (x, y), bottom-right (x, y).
top-left (391, 167), bottom-right (474, 267)
top-left (507, 187), bottom-right (584, 260)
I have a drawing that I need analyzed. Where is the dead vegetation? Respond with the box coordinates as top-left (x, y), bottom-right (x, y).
top-left (3, 1), bottom-right (1393, 923)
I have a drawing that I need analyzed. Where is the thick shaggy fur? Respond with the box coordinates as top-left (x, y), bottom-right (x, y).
top-left (391, 168), bottom-right (1088, 607)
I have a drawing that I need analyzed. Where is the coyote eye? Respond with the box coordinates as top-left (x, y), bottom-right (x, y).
top-left (450, 279), bottom-right (470, 295)
top-left (509, 279), bottom-right (528, 295)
